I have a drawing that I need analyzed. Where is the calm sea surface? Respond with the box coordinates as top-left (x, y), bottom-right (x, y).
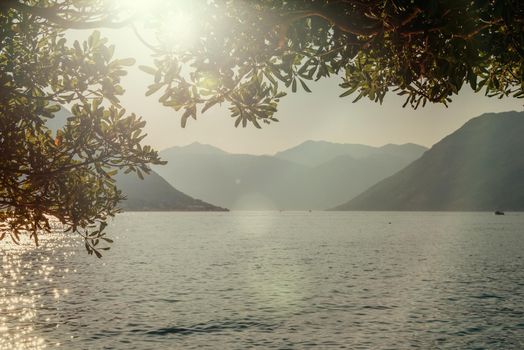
top-left (1, 212), bottom-right (523, 349)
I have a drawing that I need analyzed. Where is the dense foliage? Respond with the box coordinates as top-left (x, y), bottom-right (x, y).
top-left (0, 1), bottom-right (164, 256)
top-left (133, 0), bottom-right (524, 127)
top-left (1, 0), bottom-right (523, 254)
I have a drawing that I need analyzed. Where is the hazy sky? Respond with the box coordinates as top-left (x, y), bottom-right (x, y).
top-left (69, 27), bottom-right (523, 155)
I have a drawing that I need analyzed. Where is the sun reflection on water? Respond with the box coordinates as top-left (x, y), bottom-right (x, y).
top-left (0, 232), bottom-right (76, 349)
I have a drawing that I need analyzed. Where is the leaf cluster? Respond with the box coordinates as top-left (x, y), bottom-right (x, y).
top-left (134, 0), bottom-right (524, 127)
top-left (1, 7), bottom-right (164, 255)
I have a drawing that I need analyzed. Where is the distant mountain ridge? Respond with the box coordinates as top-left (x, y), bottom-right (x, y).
top-left (161, 142), bottom-right (229, 156)
top-left (46, 108), bottom-right (226, 211)
top-left (155, 140), bottom-right (427, 210)
top-left (335, 111), bottom-right (524, 211)
top-left (274, 140), bottom-right (427, 166)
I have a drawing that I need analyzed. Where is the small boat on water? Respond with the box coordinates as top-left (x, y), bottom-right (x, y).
top-left (494, 210), bottom-right (505, 215)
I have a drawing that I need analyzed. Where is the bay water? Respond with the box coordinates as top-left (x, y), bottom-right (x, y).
top-left (1, 212), bottom-right (523, 349)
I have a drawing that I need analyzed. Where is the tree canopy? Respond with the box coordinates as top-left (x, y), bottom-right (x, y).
top-left (0, 0), bottom-right (165, 256)
top-left (1, 0), bottom-right (523, 255)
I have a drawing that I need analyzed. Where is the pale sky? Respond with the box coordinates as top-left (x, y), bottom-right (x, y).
top-left (69, 27), bottom-right (524, 155)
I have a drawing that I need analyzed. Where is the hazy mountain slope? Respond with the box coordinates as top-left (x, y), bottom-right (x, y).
top-left (156, 142), bottom-right (427, 210)
top-left (273, 140), bottom-right (381, 166)
top-left (155, 152), bottom-right (310, 210)
top-left (44, 109), bottom-right (225, 211)
top-left (159, 142), bottom-right (229, 156)
top-left (379, 143), bottom-right (429, 161)
top-left (307, 153), bottom-right (417, 209)
top-left (274, 140), bottom-right (427, 167)
top-left (116, 171), bottom-right (227, 211)
top-left (335, 111), bottom-right (524, 211)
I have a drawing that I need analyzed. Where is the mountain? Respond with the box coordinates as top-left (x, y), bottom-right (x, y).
top-left (116, 171), bottom-right (227, 211)
top-left (155, 149), bottom-right (307, 210)
top-left (45, 108), bottom-right (226, 211)
top-left (155, 141), bottom-right (427, 210)
top-left (274, 140), bottom-right (427, 166)
top-left (159, 142), bottom-right (229, 156)
top-left (274, 140), bottom-right (380, 166)
top-left (335, 111), bottom-right (524, 211)
top-left (378, 143), bottom-right (429, 162)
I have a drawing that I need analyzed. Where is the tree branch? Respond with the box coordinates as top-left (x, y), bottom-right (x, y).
top-left (285, 10), bottom-right (381, 36)
top-left (453, 19), bottom-right (503, 39)
top-left (131, 23), bottom-right (166, 54)
top-left (0, 0), bottom-right (136, 29)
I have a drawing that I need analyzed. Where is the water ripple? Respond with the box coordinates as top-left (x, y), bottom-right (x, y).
top-left (1, 211), bottom-right (524, 349)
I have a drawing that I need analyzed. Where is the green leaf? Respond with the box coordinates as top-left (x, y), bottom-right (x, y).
top-left (234, 116), bottom-right (242, 127)
top-left (117, 58), bottom-right (136, 66)
top-left (88, 30), bottom-right (100, 48)
top-left (202, 99), bottom-right (219, 113)
top-left (340, 85), bottom-right (358, 98)
top-left (139, 65), bottom-right (157, 75)
top-left (146, 83), bottom-right (164, 96)
top-left (352, 92), bottom-right (364, 103)
top-left (181, 108), bottom-right (192, 128)
top-left (299, 79), bottom-right (311, 93)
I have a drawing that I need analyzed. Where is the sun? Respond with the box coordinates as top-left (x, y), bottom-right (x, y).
top-left (112, 0), bottom-right (199, 49)
top-left (158, 11), bottom-right (198, 49)
top-left (112, 0), bottom-right (160, 16)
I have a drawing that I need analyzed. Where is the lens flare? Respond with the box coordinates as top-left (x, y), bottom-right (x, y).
top-left (159, 11), bottom-right (198, 49)
top-left (112, 0), bottom-right (160, 16)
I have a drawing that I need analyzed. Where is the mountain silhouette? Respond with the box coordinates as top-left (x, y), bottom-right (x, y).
top-left (335, 111), bottom-right (524, 211)
top-left (115, 171), bottom-right (227, 211)
top-left (155, 141), bottom-right (427, 210)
